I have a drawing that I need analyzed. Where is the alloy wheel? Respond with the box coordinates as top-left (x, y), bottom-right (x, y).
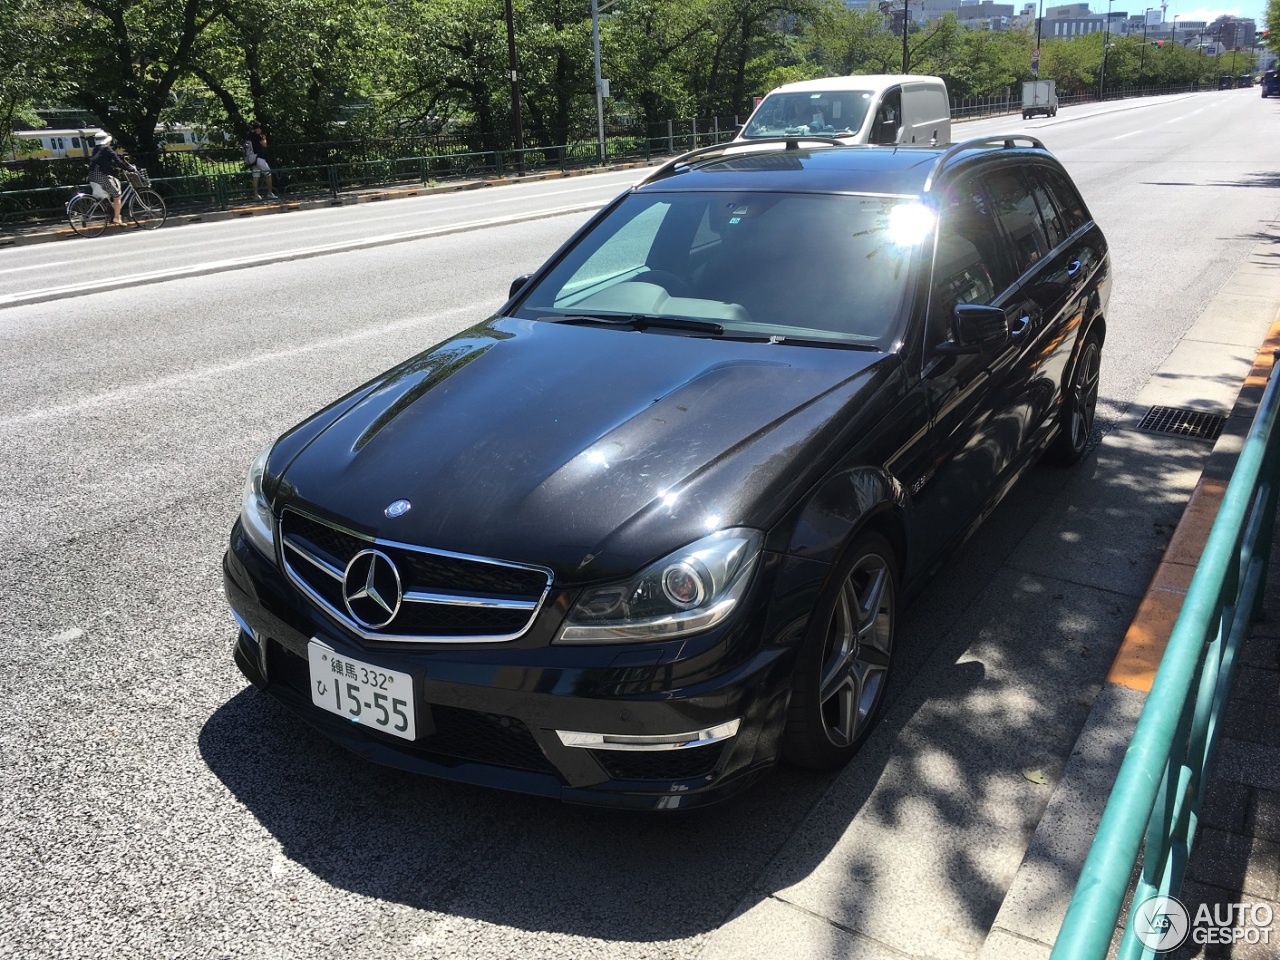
top-left (817, 550), bottom-right (894, 749)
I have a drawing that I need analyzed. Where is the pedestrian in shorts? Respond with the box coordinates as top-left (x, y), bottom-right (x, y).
top-left (246, 121), bottom-right (277, 200)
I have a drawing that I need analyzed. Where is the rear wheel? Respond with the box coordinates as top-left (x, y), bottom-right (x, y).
top-left (783, 534), bottom-right (897, 770)
top-left (1048, 333), bottom-right (1102, 465)
top-left (128, 189), bottom-right (167, 229)
top-left (67, 195), bottom-right (107, 237)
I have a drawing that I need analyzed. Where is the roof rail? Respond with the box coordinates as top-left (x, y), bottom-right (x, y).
top-left (636, 136), bottom-right (846, 187)
top-left (922, 134), bottom-right (1047, 192)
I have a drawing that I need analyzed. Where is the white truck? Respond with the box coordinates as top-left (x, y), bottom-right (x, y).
top-left (737, 75), bottom-right (951, 146)
top-left (1022, 79), bottom-right (1058, 119)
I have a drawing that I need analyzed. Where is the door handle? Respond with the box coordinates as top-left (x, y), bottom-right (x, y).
top-left (1010, 315), bottom-right (1031, 337)
top-left (1067, 259), bottom-right (1083, 277)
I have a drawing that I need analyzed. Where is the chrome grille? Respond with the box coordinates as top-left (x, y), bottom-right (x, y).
top-left (280, 509), bottom-right (552, 643)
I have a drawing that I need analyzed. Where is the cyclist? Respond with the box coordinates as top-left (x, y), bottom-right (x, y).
top-left (87, 131), bottom-right (137, 226)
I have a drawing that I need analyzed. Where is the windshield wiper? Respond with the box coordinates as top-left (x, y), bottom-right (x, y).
top-left (753, 334), bottom-right (880, 351)
top-left (550, 314), bottom-right (724, 335)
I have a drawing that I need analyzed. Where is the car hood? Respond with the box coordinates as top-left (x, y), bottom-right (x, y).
top-left (274, 316), bottom-right (892, 582)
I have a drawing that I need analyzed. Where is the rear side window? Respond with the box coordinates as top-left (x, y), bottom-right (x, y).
top-left (1026, 170), bottom-right (1067, 249)
top-left (1040, 168), bottom-right (1089, 235)
top-left (984, 167), bottom-right (1051, 275)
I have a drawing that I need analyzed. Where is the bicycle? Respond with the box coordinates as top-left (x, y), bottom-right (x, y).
top-left (66, 168), bottom-right (167, 238)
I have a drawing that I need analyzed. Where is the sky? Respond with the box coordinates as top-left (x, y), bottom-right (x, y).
top-left (1150, 4), bottom-right (1267, 25)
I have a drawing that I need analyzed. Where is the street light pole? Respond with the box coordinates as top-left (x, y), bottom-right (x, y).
top-left (591, 0), bottom-right (605, 163)
top-left (1141, 14), bottom-right (1149, 81)
top-left (1099, 0), bottom-right (1113, 101)
top-left (902, 0), bottom-right (910, 73)
top-left (1035, 0), bottom-right (1044, 76)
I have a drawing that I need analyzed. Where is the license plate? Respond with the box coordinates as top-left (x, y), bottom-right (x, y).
top-left (307, 640), bottom-right (416, 741)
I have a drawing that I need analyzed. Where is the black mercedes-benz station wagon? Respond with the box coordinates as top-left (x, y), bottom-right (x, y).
top-left (224, 134), bottom-right (1110, 809)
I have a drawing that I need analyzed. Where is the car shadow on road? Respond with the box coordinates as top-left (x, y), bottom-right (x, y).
top-left (198, 399), bottom-right (1219, 951)
top-left (198, 683), bottom-right (845, 942)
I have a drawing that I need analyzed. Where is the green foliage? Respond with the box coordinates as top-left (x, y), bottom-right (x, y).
top-left (0, 0), bottom-right (67, 154)
top-left (3, 0), bottom-right (1245, 165)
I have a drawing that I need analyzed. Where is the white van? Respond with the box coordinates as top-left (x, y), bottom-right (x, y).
top-left (736, 74), bottom-right (951, 146)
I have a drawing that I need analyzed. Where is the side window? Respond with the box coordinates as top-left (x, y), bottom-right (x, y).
top-left (928, 180), bottom-right (1010, 347)
top-left (1026, 169), bottom-right (1067, 249)
top-left (1041, 168), bottom-right (1089, 235)
top-left (984, 168), bottom-right (1052, 276)
top-left (872, 90), bottom-right (902, 144)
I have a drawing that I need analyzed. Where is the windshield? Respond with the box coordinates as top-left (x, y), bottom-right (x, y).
top-left (515, 190), bottom-right (931, 347)
top-left (741, 91), bottom-right (873, 139)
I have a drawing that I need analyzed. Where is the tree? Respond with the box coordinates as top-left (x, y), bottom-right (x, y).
top-left (49, 0), bottom-right (220, 161)
top-left (0, 0), bottom-right (65, 157)
top-left (186, 0), bottom-right (394, 149)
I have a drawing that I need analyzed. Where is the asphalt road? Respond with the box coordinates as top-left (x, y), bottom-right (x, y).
top-left (2, 88), bottom-right (1278, 959)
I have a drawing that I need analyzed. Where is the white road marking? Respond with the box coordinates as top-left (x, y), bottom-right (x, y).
top-left (0, 201), bottom-right (600, 310)
top-left (0, 260), bottom-right (73, 275)
top-left (0, 304), bottom-right (480, 428)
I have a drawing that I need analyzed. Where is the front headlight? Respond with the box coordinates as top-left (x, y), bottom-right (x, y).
top-left (239, 442), bottom-right (276, 559)
top-left (555, 528), bottom-right (763, 644)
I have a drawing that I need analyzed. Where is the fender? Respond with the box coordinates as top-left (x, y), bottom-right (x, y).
top-left (775, 464), bottom-right (909, 570)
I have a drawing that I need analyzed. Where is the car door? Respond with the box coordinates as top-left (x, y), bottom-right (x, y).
top-left (911, 173), bottom-right (1028, 563)
top-left (1028, 165), bottom-right (1108, 440)
top-left (981, 163), bottom-right (1073, 461)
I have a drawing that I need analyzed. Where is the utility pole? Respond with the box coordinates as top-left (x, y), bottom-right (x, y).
top-left (591, 0), bottom-right (605, 163)
top-left (1099, 0), bottom-right (1114, 101)
top-left (1034, 0), bottom-right (1044, 76)
top-left (902, 0), bottom-right (910, 73)
top-left (504, 0), bottom-right (524, 165)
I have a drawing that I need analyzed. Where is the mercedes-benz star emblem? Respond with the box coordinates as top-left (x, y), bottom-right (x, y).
top-left (385, 499), bottom-right (411, 519)
top-left (342, 549), bottom-right (403, 629)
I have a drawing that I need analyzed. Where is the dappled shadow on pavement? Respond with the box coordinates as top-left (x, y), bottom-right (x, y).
top-left (732, 412), bottom-right (1222, 958)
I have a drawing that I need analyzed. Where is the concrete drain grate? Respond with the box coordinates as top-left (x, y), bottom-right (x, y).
top-left (1137, 405), bottom-right (1227, 442)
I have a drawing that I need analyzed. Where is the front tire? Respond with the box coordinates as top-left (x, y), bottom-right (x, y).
top-left (783, 534), bottom-right (897, 770)
top-left (129, 189), bottom-right (167, 230)
top-left (1048, 333), bottom-right (1102, 465)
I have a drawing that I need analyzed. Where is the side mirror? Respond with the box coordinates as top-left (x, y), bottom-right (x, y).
top-left (508, 274), bottom-right (532, 300)
top-left (874, 119), bottom-right (898, 145)
top-left (938, 303), bottom-right (1009, 353)
top-left (955, 303), bottom-right (1009, 345)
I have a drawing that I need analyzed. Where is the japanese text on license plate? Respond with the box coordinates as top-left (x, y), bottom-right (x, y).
top-left (307, 640), bottom-right (416, 740)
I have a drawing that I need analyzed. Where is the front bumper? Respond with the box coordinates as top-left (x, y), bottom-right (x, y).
top-left (223, 522), bottom-right (811, 810)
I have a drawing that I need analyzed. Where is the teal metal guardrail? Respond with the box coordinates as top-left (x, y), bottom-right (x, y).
top-left (1051, 352), bottom-right (1280, 959)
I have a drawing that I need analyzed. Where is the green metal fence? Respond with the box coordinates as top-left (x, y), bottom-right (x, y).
top-left (0, 128), bottom-right (739, 229)
top-left (1051, 354), bottom-right (1280, 959)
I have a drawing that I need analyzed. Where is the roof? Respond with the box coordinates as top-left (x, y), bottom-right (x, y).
top-left (634, 136), bottom-right (1052, 199)
top-left (767, 74), bottom-right (946, 95)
